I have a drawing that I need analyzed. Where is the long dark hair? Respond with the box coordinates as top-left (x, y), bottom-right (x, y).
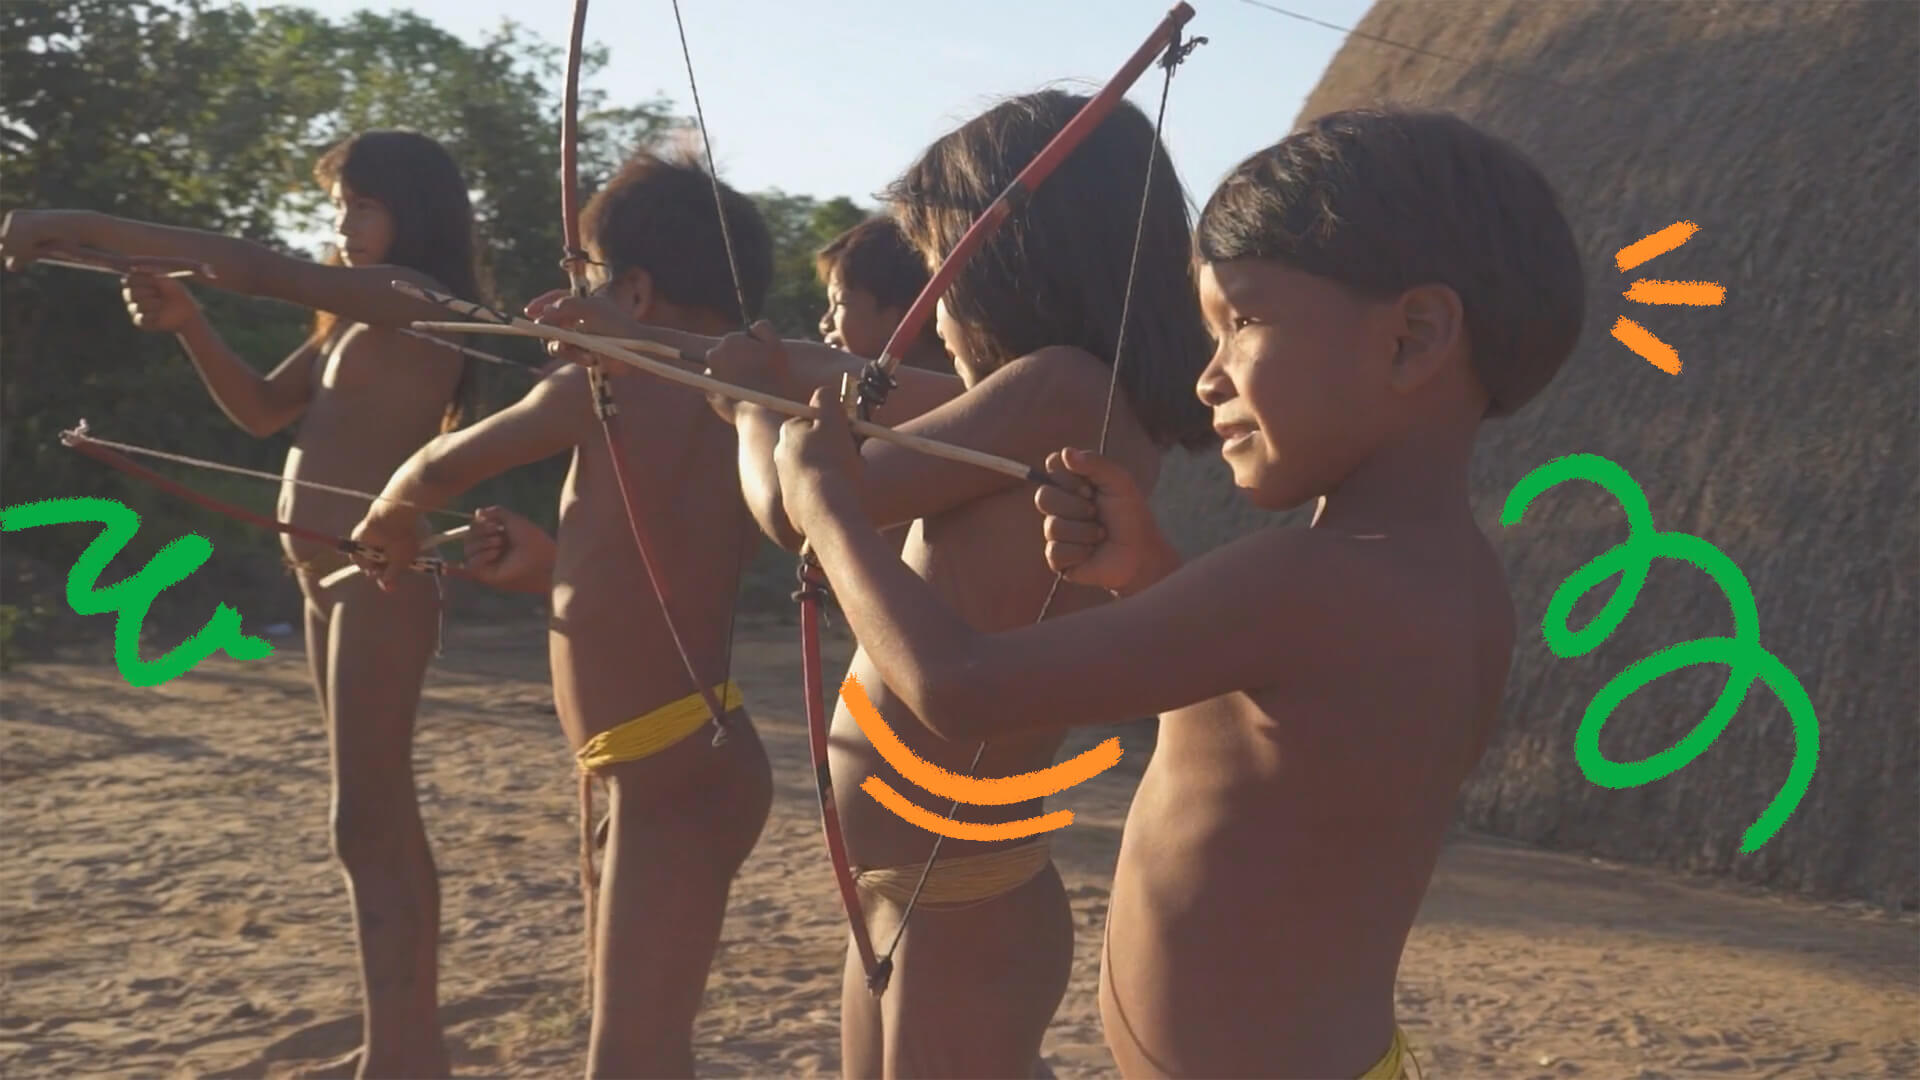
top-left (886, 89), bottom-right (1213, 450)
top-left (312, 130), bottom-right (488, 431)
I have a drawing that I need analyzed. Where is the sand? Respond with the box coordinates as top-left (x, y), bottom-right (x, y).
top-left (3, 615), bottom-right (1914, 1079)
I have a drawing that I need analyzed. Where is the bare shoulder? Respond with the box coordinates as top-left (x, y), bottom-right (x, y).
top-left (1204, 525), bottom-right (1411, 613)
top-left (1332, 523), bottom-right (1513, 660)
top-left (877, 346), bottom-right (1116, 490)
top-left (954, 346), bottom-right (1134, 462)
top-left (984, 346), bottom-right (1114, 416)
top-left (519, 362), bottom-right (597, 424)
top-left (1194, 523), bottom-right (1507, 676)
top-left (535, 360), bottom-right (592, 396)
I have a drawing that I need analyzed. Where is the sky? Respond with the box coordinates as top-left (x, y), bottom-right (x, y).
top-left (285, 0), bottom-right (1378, 210)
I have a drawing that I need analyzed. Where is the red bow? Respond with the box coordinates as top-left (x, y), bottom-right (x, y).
top-left (803, 2), bottom-right (1202, 996)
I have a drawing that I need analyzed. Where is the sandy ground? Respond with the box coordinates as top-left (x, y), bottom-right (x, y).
top-left (2, 614), bottom-right (1915, 1079)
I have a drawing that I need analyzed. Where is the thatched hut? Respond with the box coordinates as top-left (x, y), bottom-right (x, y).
top-left (1151, 0), bottom-right (1917, 907)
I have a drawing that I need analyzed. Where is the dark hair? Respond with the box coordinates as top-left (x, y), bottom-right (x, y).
top-left (1195, 109), bottom-right (1584, 417)
top-left (885, 89), bottom-right (1213, 451)
top-left (581, 150), bottom-right (773, 325)
top-left (314, 130), bottom-right (487, 432)
top-left (814, 215), bottom-right (942, 354)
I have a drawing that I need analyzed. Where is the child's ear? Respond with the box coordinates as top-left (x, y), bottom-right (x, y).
top-left (614, 266), bottom-right (655, 320)
top-left (1387, 283), bottom-right (1465, 394)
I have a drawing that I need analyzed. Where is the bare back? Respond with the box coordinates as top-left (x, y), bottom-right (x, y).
top-left (1104, 521), bottom-right (1515, 1077)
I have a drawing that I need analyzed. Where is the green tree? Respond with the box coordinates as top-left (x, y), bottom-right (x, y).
top-left (0, 0), bottom-right (865, 622)
top-left (1, 0), bottom-right (678, 540)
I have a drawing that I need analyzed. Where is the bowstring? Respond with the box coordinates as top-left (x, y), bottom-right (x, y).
top-left (668, 0), bottom-right (752, 331)
top-left (876, 32), bottom-right (1196, 971)
top-left (667, 0), bottom-right (754, 740)
top-left (68, 429), bottom-right (470, 520)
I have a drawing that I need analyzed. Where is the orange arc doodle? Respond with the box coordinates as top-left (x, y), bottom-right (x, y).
top-left (860, 776), bottom-right (1075, 841)
top-left (1615, 220), bottom-right (1698, 272)
top-left (841, 675), bottom-right (1122, 804)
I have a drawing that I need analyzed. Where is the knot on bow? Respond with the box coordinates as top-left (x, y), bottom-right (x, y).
top-left (855, 360), bottom-right (897, 421)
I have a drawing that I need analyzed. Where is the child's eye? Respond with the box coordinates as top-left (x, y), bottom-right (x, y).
top-left (1231, 315), bottom-right (1257, 330)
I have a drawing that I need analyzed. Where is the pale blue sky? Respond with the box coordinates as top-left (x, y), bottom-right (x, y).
top-left (283, 0), bottom-right (1375, 208)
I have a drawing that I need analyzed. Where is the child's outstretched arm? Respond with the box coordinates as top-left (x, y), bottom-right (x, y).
top-left (704, 328), bottom-right (1098, 554)
top-left (775, 390), bottom-right (1378, 742)
top-left (525, 291), bottom-right (965, 425)
top-left (349, 366), bottom-right (590, 587)
top-left (0, 209), bottom-right (452, 327)
top-left (121, 272), bottom-right (319, 437)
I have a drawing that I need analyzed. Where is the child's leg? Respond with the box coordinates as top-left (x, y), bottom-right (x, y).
top-left (877, 863), bottom-right (1075, 1079)
top-left (322, 574), bottom-right (447, 1078)
top-left (587, 713), bottom-right (772, 1078)
top-left (291, 594), bottom-right (370, 1080)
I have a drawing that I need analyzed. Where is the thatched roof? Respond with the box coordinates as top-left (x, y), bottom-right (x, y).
top-left (1149, 0), bottom-right (1917, 907)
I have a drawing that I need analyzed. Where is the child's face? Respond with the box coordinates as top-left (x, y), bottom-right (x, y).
top-left (329, 180), bottom-right (394, 267)
top-left (1195, 259), bottom-right (1399, 509)
top-left (819, 272), bottom-right (896, 360)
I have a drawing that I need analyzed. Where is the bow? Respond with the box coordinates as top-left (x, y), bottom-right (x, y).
top-left (559, 0), bottom-right (737, 741)
top-left (796, 2), bottom-right (1203, 996)
top-left (33, 249), bottom-right (505, 584)
top-left (58, 421), bottom-right (478, 584)
top-left (561, 0), bottom-right (769, 1002)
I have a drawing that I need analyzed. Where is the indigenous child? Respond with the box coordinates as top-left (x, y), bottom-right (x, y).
top-left (813, 214), bottom-right (948, 558)
top-left (344, 151), bottom-right (781, 1078)
top-left (0, 130), bottom-right (490, 1079)
top-left (761, 108), bottom-right (1586, 1078)
top-left (549, 89), bottom-right (1214, 1077)
top-left (815, 214), bottom-right (948, 371)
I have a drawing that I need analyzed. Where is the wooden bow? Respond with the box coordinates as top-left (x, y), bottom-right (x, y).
top-left (836, 1), bottom-right (1203, 993)
top-left (558, 0), bottom-right (736, 742)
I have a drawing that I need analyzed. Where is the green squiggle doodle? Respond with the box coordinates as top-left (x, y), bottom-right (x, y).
top-left (1501, 454), bottom-right (1819, 852)
top-left (0, 497), bottom-right (273, 688)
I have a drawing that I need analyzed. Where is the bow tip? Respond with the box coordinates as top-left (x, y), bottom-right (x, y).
top-left (866, 958), bottom-right (894, 996)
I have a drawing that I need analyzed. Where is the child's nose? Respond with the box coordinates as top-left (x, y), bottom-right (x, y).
top-left (1195, 344), bottom-right (1242, 406)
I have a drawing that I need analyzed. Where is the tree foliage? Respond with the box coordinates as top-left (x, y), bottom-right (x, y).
top-left (1, 0), bottom-right (861, 581)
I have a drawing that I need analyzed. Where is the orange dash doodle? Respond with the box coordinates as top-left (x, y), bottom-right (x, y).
top-left (1614, 220), bottom-right (1698, 272)
top-left (1611, 220), bottom-right (1725, 375)
top-left (839, 675), bottom-right (1123, 841)
top-left (1624, 280), bottom-right (1727, 307)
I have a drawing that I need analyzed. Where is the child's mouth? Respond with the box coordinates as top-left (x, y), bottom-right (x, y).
top-left (1215, 421), bottom-right (1257, 452)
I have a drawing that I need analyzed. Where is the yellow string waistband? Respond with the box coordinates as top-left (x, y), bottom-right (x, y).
top-left (855, 839), bottom-right (1052, 910)
top-left (575, 681), bottom-right (743, 772)
top-left (1359, 1027), bottom-right (1417, 1080)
